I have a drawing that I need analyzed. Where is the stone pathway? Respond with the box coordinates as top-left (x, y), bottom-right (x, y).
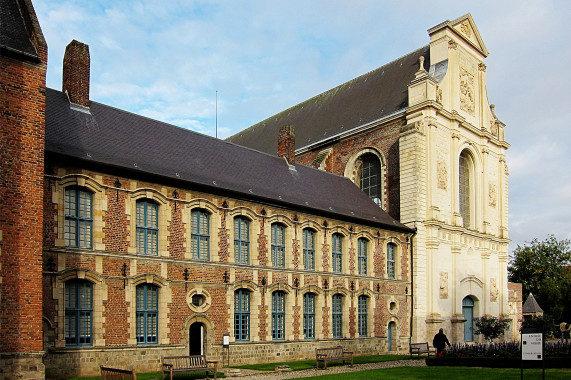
top-left (222, 359), bottom-right (426, 379)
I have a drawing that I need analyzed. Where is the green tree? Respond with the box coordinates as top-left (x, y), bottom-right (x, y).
top-left (474, 315), bottom-right (510, 342)
top-left (508, 235), bottom-right (571, 321)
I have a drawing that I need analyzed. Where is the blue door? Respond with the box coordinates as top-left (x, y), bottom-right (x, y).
top-left (462, 297), bottom-right (474, 341)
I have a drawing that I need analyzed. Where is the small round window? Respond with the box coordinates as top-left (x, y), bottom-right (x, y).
top-left (192, 294), bottom-right (205, 307)
top-left (389, 302), bottom-right (396, 311)
top-left (186, 289), bottom-right (211, 313)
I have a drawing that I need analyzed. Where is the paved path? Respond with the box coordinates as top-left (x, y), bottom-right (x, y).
top-left (223, 359), bottom-right (426, 379)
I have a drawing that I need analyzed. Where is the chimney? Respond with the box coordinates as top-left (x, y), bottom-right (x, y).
top-left (278, 124), bottom-right (295, 164)
top-left (62, 40), bottom-right (90, 108)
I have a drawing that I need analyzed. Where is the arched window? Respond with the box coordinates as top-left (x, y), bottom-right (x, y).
top-left (332, 294), bottom-right (343, 338)
top-left (272, 291), bottom-right (286, 340)
top-left (191, 209), bottom-right (210, 260)
top-left (65, 187), bottom-right (93, 249)
top-left (234, 216), bottom-right (250, 265)
top-left (65, 279), bottom-right (93, 346)
top-left (459, 150), bottom-right (474, 229)
top-left (358, 238), bottom-right (368, 275)
top-left (303, 293), bottom-right (316, 339)
top-left (303, 228), bottom-right (315, 271)
top-left (358, 295), bottom-right (368, 337)
top-left (234, 289), bottom-right (250, 341)
top-left (387, 243), bottom-right (396, 279)
top-left (271, 223), bottom-right (285, 268)
top-left (136, 200), bottom-right (158, 255)
top-left (136, 283), bottom-right (158, 344)
top-left (332, 233), bottom-right (343, 273)
top-left (357, 153), bottom-right (382, 206)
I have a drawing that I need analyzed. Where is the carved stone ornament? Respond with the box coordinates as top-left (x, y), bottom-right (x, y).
top-left (436, 86), bottom-right (443, 104)
top-left (460, 68), bottom-right (475, 115)
top-left (437, 161), bottom-right (447, 190)
top-left (490, 278), bottom-right (498, 302)
top-left (448, 39), bottom-right (458, 50)
top-left (478, 62), bottom-right (487, 72)
top-left (415, 120), bottom-right (426, 134)
top-left (439, 272), bottom-right (448, 299)
top-left (489, 183), bottom-right (497, 207)
top-left (490, 121), bottom-right (499, 137)
top-left (460, 20), bottom-right (472, 38)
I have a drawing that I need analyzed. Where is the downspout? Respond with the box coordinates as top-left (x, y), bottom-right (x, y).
top-left (409, 227), bottom-right (417, 345)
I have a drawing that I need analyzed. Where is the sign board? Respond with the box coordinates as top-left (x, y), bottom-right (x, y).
top-left (521, 333), bottom-right (542, 360)
top-left (223, 334), bottom-right (230, 348)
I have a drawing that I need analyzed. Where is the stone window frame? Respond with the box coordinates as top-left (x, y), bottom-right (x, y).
top-left (300, 285), bottom-right (324, 339)
top-left (331, 292), bottom-right (344, 339)
top-left (270, 223), bottom-right (286, 268)
top-left (127, 189), bottom-right (168, 257)
top-left (266, 214), bottom-right (294, 269)
top-left (330, 226), bottom-right (349, 275)
top-left (186, 199), bottom-right (220, 262)
top-left (135, 199), bottom-right (159, 256)
top-left (186, 287), bottom-right (212, 313)
top-left (64, 278), bottom-right (93, 346)
top-left (229, 208), bottom-right (258, 266)
top-left (64, 187), bottom-right (93, 249)
top-left (234, 288), bottom-right (251, 342)
top-left (355, 231), bottom-right (375, 277)
top-left (54, 175), bottom-right (106, 250)
top-left (190, 209), bottom-right (210, 261)
top-left (302, 292), bottom-right (316, 339)
top-left (299, 220), bottom-right (322, 271)
top-left (344, 148), bottom-right (386, 209)
top-left (357, 294), bottom-right (368, 337)
top-left (230, 280), bottom-right (259, 343)
top-left (135, 282), bottom-right (159, 345)
top-left (302, 228), bottom-right (316, 271)
top-left (267, 283), bottom-right (293, 341)
top-left (54, 269), bottom-right (106, 348)
top-left (127, 274), bottom-right (169, 345)
top-left (356, 288), bottom-right (375, 338)
top-left (458, 146), bottom-right (480, 230)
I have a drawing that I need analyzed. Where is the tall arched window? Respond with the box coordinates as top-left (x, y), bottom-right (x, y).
top-left (65, 187), bottom-right (93, 249)
top-left (358, 295), bottom-right (368, 337)
top-left (459, 150), bottom-right (474, 229)
top-left (272, 291), bottom-right (286, 340)
top-left (271, 223), bottom-right (286, 268)
top-left (332, 233), bottom-right (343, 273)
top-left (332, 294), bottom-right (343, 338)
top-left (234, 289), bottom-right (250, 341)
top-left (136, 199), bottom-right (158, 255)
top-left (303, 228), bottom-right (315, 271)
top-left (136, 283), bottom-right (158, 344)
top-left (303, 292), bottom-right (316, 339)
top-left (357, 153), bottom-right (382, 206)
top-left (191, 209), bottom-right (210, 260)
top-left (387, 243), bottom-right (396, 279)
top-left (358, 238), bottom-right (368, 276)
top-left (65, 279), bottom-right (93, 346)
top-left (234, 216), bottom-right (250, 265)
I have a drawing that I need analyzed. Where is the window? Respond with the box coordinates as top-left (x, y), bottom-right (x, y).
top-left (358, 153), bottom-right (382, 206)
top-left (136, 284), bottom-right (158, 344)
top-left (191, 209), bottom-right (210, 260)
top-left (136, 200), bottom-right (158, 255)
top-left (303, 293), bottom-right (316, 339)
top-left (234, 217), bottom-right (250, 265)
top-left (332, 233), bottom-right (343, 273)
top-left (358, 238), bottom-right (368, 275)
top-left (65, 188), bottom-right (93, 248)
top-left (272, 291), bottom-right (286, 340)
top-left (234, 289), bottom-right (250, 341)
top-left (387, 243), bottom-right (396, 279)
top-left (303, 229), bottom-right (315, 271)
top-left (65, 279), bottom-right (92, 346)
top-left (459, 150), bottom-right (472, 229)
top-left (332, 294), bottom-right (343, 338)
top-left (358, 295), bottom-right (368, 337)
top-left (271, 223), bottom-right (285, 268)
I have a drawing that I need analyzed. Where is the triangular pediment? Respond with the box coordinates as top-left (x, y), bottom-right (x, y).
top-left (429, 13), bottom-right (489, 57)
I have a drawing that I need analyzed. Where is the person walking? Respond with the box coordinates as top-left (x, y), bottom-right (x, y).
top-left (433, 328), bottom-right (451, 356)
top-left (561, 322), bottom-right (569, 343)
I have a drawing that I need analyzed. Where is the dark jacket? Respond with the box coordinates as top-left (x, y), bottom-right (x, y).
top-left (433, 332), bottom-right (450, 350)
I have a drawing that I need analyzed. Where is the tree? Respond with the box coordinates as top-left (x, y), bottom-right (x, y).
top-left (509, 235), bottom-right (571, 321)
top-left (474, 315), bottom-right (510, 342)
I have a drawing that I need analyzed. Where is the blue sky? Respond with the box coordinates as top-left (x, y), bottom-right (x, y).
top-left (34, 0), bottom-right (571, 252)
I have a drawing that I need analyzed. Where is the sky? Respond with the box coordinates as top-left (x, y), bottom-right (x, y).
top-left (33, 0), bottom-right (571, 254)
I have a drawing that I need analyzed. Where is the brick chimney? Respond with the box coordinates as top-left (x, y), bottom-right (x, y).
top-left (62, 40), bottom-right (90, 108)
top-left (278, 125), bottom-right (295, 164)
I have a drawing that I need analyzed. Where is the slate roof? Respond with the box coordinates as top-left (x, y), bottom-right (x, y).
top-left (522, 293), bottom-right (544, 314)
top-left (0, 0), bottom-right (39, 60)
top-left (45, 88), bottom-right (411, 233)
top-left (226, 45), bottom-right (430, 155)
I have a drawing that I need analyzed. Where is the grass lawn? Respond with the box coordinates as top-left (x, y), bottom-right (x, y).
top-left (296, 366), bottom-right (571, 380)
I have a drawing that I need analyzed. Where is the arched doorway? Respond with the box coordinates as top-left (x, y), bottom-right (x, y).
top-left (462, 296), bottom-right (475, 342)
top-left (189, 322), bottom-right (206, 355)
top-left (388, 322), bottom-right (396, 351)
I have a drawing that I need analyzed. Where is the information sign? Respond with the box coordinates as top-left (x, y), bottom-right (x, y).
top-left (521, 333), bottom-right (542, 361)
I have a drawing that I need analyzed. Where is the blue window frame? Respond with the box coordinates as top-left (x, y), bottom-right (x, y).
top-left (191, 209), bottom-right (210, 260)
top-left (136, 200), bottom-right (158, 255)
top-left (387, 243), bottom-right (396, 279)
top-left (65, 187), bottom-right (93, 249)
top-left (65, 279), bottom-right (92, 346)
top-left (332, 294), bottom-right (343, 338)
top-left (271, 223), bottom-right (285, 268)
top-left (332, 233), bottom-right (343, 273)
top-left (303, 229), bottom-right (315, 271)
top-left (234, 217), bottom-right (250, 265)
top-left (136, 284), bottom-right (158, 344)
top-left (358, 238), bottom-right (368, 275)
top-left (303, 293), bottom-right (316, 339)
top-left (234, 289), bottom-right (250, 341)
top-left (358, 295), bottom-right (368, 337)
top-left (272, 291), bottom-right (286, 340)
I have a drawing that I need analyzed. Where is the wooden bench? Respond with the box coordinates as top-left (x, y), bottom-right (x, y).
top-left (100, 365), bottom-right (137, 380)
top-left (409, 342), bottom-right (436, 358)
top-left (315, 346), bottom-right (353, 369)
top-left (162, 355), bottom-right (218, 380)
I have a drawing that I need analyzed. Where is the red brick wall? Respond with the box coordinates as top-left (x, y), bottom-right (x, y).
top-left (0, 15), bottom-right (47, 353)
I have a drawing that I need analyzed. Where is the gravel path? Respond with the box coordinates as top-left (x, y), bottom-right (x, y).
top-left (223, 359), bottom-right (426, 379)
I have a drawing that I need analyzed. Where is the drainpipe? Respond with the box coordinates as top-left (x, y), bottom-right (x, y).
top-left (409, 227), bottom-right (417, 345)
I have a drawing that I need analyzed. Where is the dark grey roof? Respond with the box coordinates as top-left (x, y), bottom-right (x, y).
top-left (0, 0), bottom-right (38, 60)
top-left (226, 46), bottom-right (430, 155)
top-left (522, 293), bottom-right (544, 314)
top-left (45, 88), bottom-right (411, 233)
